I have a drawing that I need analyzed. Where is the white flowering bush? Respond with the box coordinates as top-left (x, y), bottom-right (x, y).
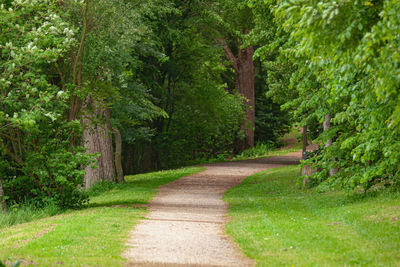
top-left (0, 0), bottom-right (90, 208)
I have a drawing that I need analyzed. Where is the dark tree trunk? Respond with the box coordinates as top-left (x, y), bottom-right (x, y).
top-left (113, 128), bottom-right (124, 182)
top-left (0, 178), bottom-right (7, 213)
top-left (219, 39), bottom-right (255, 151)
top-left (236, 46), bottom-right (255, 150)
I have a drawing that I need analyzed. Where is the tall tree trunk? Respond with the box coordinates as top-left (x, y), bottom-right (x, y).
top-left (113, 128), bottom-right (124, 182)
top-left (97, 106), bottom-right (116, 181)
top-left (82, 96), bottom-right (119, 189)
top-left (82, 96), bottom-right (104, 190)
top-left (236, 46), bottom-right (255, 150)
top-left (219, 39), bottom-right (255, 151)
top-left (323, 114), bottom-right (338, 176)
top-left (0, 178), bottom-right (7, 213)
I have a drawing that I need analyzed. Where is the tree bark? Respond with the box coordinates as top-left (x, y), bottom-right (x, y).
top-left (0, 178), bottom-right (7, 213)
top-left (97, 106), bottom-right (116, 181)
top-left (82, 96), bottom-right (104, 190)
top-left (219, 39), bottom-right (255, 151)
top-left (82, 96), bottom-right (119, 189)
top-left (113, 128), bottom-right (124, 182)
top-left (236, 46), bottom-right (255, 150)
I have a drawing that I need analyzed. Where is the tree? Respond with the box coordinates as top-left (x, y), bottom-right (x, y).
top-left (208, 0), bottom-right (256, 151)
top-left (120, 0), bottom-right (245, 172)
top-left (0, 0), bottom-right (90, 207)
top-left (253, 0), bottom-right (400, 191)
top-left (59, 0), bottom-right (169, 187)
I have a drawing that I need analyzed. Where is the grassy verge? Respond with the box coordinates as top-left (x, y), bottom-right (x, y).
top-left (0, 203), bottom-right (62, 229)
top-left (224, 166), bottom-right (400, 266)
top-left (0, 166), bottom-right (204, 267)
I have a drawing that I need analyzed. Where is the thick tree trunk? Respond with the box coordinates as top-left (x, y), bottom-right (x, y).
top-left (82, 96), bottom-right (118, 189)
top-left (82, 97), bottom-right (104, 190)
top-left (113, 128), bottom-right (124, 182)
top-left (236, 46), bottom-right (255, 150)
top-left (219, 39), bottom-right (255, 151)
top-left (0, 178), bottom-right (7, 213)
top-left (97, 106), bottom-right (116, 181)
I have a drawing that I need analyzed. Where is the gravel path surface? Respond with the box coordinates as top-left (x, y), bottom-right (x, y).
top-left (123, 152), bottom-right (301, 266)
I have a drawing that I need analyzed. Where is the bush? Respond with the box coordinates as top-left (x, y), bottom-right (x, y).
top-left (0, 1), bottom-right (91, 209)
top-left (234, 142), bottom-right (275, 160)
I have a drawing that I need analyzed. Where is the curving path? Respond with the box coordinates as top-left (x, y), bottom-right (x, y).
top-left (123, 152), bottom-right (301, 266)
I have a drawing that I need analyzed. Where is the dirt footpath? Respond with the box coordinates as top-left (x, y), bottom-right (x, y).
top-left (123, 152), bottom-right (301, 266)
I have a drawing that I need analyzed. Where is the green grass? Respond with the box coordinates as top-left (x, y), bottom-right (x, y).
top-left (224, 166), bottom-right (400, 267)
top-left (0, 203), bottom-right (62, 229)
top-left (232, 129), bottom-right (302, 161)
top-left (233, 142), bottom-right (301, 161)
top-left (0, 166), bottom-right (204, 267)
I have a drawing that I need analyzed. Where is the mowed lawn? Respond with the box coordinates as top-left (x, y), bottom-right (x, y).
top-left (0, 167), bottom-right (204, 267)
top-left (224, 166), bottom-right (400, 267)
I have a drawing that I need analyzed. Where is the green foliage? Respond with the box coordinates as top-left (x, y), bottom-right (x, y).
top-left (250, 0), bottom-right (400, 191)
top-left (120, 1), bottom-right (247, 172)
top-left (0, 0), bottom-right (91, 208)
top-left (233, 142), bottom-right (275, 160)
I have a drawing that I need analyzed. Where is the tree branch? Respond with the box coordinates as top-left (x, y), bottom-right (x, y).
top-left (0, 141), bottom-right (23, 165)
top-left (218, 38), bottom-right (239, 73)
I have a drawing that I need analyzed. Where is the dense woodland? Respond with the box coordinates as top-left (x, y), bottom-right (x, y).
top-left (0, 0), bottom-right (399, 211)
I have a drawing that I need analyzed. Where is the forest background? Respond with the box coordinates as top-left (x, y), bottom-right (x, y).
top-left (0, 0), bottom-right (399, 212)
